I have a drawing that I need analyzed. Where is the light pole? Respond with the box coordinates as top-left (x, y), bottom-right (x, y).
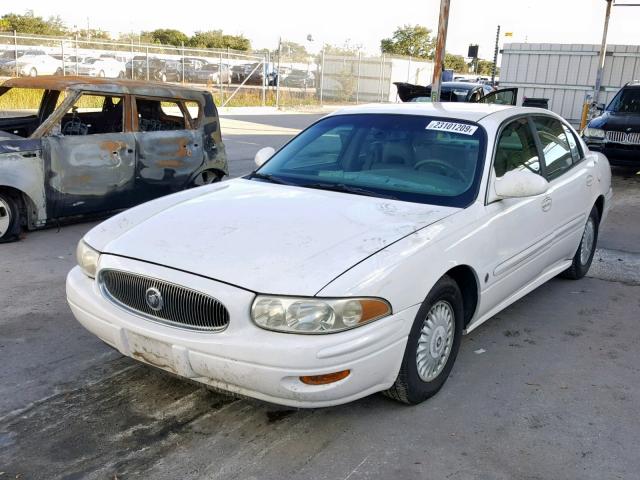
top-left (431, 0), bottom-right (451, 102)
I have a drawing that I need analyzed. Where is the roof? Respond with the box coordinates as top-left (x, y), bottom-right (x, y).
top-left (0, 75), bottom-right (209, 99)
top-left (329, 102), bottom-right (516, 122)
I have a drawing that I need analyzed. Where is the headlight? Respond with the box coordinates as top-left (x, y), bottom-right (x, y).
top-left (76, 239), bottom-right (100, 278)
top-left (583, 127), bottom-right (605, 139)
top-left (251, 296), bottom-right (391, 334)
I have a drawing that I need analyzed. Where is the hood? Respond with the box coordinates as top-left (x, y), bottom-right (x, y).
top-left (87, 179), bottom-right (457, 296)
top-left (588, 111), bottom-right (640, 133)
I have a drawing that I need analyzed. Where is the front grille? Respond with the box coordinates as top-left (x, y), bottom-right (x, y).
top-left (605, 130), bottom-right (640, 145)
top-left (99, 269), bottom-right (229, 331)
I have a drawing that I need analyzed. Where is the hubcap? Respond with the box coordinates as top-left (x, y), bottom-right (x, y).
top-left (416, 300), bottom-right (455, 382)
top-left (580, 217), bottom-right (596, 266)
top-left (0, 197), bottom-right (12, 238)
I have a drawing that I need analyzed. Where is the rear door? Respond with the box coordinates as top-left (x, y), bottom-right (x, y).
top-left (132, 96), bottom-right (205, 202)
top-left (476, 88), bottom-right (518, 106)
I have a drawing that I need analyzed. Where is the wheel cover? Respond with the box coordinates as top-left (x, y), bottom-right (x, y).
top-left (580, 217), bottom-right (596, 266)
top-left (0, 197), bottom-right (12, 238)
top-left (416, 300), bottom-right (455, 382)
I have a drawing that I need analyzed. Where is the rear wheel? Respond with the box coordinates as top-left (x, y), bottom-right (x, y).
top-left (98, 70), bottom-right (106, 78)
top-left (561, 205), bottom-right (599, 280)
top-left (190, 170), bottom-right (222, 187)
top-left (0, 191), bottom-right (22, 243)
top-left (29, 67), bottom-right (37, 77)
top-left (384, 275), bottom-right (463, 404)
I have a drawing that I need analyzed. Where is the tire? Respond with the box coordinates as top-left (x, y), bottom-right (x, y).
top-left (29, 68), bottom-right (37, 77)
top-left (118, 71), bottom-right (125, 79)
top-left (55, 67), bottom-right (63, 76)
top-left (161, 73), bottom-right (167, 82)
top-left (384, 275), bottom-right (463, 404)
top-left (98, 70), bottom-right (105, 78)
top-left (0, 191), bottom-right (22, 243)
top-left (561, 205), bottom-right (600, 280)
top-left (190, 170), bottom-right (222, 187)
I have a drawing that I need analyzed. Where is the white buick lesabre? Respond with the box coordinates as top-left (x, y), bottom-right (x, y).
top-left (67, 103), bottom-right (612, 407)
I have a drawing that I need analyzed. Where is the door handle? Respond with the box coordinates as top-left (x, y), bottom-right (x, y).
top-left (541, 196), bottom-right (552, 212)
top-left (127, 148), bottom-right (134, 154)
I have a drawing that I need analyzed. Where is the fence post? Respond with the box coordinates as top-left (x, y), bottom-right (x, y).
top-left (227, 47), bottom-right (231, 88)
top-left (130, 40), bottom-right (134, 79)
top-left (356, 50), bottom-right (362, 104)
top-left (275, 37), bottom-right (282, 109)
top-left (407, 55), bottom-right (412, 82)
top-left (13, 31), bottom-right (18, 77)
top-left (181, 41), bottom-right (185, 84)
top-left (145, 46), bottom-right (149, 81)
top-left (262, 54), bottom-right (267, 106)
top-left (320, 46), bottom-right (325, 106)
top-left (61, 40), bottom-right (65, 76)
top-left (75, 34), bottom-right (79, 75)
top-left (378, 54), bottom-right (385, 102)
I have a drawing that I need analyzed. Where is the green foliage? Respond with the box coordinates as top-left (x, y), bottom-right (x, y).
top-left (444, 53), bottom-right (468, 73)
top-left (149, 28), bottom-right (189, 47)
top-left (188, 30), bottom-right (251, 51)
top-left (322, 40), bottom-right (361, 57)
top-left (0, 10), bottom-right (67, 35)
top-left (380, 25), bottom-right (434, 59)
top-left (277, 41), bottom-right (310, 62)
top-left (476, 59), bottom-right (498, 76)
top-left (76, 29), bottom-right (111, 40)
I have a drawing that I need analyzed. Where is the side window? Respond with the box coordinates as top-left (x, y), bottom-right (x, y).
top-left (561, 124), bottom-right (582, 163)
top-left (52, 93), bottom-right (124, 136)
top-left (494, 117), bottom-right (540, 177)
top-left (183, 101), bottom-right (201, 128)
top-left (532, 116), bottom-right (573, 180)
top-left (136, 98), bottom-right (187, 132)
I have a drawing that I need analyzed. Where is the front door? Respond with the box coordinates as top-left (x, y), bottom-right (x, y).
top-left (42, 92), bottom-right (136, 218)
top-left (132, 96), bottom-right (205, 203)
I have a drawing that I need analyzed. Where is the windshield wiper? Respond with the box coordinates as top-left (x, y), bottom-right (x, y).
top-left (246, 172), bottom-right (296, 185)
top-left (303, 182), bottom-right (398, 200)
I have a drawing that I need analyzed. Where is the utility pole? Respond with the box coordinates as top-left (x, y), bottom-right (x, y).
top-left (491, 25), bottom-right (500, 86)
top-left (431, 0), bottom-right (451, 102)
top-left (275, 37), bottom-right (282, 108)
top-left (592, 0), bottom-right (613, 117)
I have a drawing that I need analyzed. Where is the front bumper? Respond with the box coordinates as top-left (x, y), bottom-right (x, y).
top-left (586, 141), bottom-right (640, 167)
top-left (66, 256), bottom-right (415, 408)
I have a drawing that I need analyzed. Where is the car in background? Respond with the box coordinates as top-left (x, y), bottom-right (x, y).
top-left (126, 56), bottom-right (179, 82)
top-left (0, 50), bottom-right (62, 77)
top-left (0, 50), bottom-right (27, 69)
top-left (0, 76), bottom-right (228, 242)
top-left (186, 63), bottom-right (230, 84)
top-left (280, 69), bottom-right (315, 88)
top-left (76, 57), bottom-right (125, 78)
top-left (66, 103), bottom-right (611, 408)
top-left (395, 81), bottom-right (498, 103)
top-left (232, 63), bottom-right (276, 86)
top-left (582, 81), bottom-right (640, 167)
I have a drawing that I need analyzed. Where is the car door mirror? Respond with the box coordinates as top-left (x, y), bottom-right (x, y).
top-left (494, 169), bottom-right (549, 198)
top-left (254, 147), bottom-right (275, 167)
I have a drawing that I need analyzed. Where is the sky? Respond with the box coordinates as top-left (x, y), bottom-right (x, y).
top-left (2, 0), bottom-right (640, 59)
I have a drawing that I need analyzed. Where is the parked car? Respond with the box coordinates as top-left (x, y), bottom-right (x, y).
top-left (125, 56), bottom-right (178, 82)
top-left (582, 81), bottom-right (640, 166)
top-left (395, 81), bottom-right (499, 103)
top-left (0, 50), bottom-right (62, 77)
top-left (66, 103), bottom-right (611, 408)
top-left (232, 62), bottom-right (276, 85)
top-left (186, 63), bottom-right (230, 84)
top-left (0, 76), bottom-right (228, 242)
top-left (0, 49), bottom-right (27, 69)
top-left (76, 57), bottom-right (125, 78)
top-left (60, 55), bottom-right (89, 75)
top-left (281, 69), bottom-right (316, 88)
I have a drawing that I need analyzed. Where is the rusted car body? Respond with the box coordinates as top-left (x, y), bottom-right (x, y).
top-left (0, 76), bottom-right (227, 241)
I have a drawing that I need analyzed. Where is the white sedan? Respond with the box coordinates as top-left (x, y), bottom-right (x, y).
top-left (76, 57), bottom-right (125, 78)
top-left (66, 103), bottom-right (612, 407)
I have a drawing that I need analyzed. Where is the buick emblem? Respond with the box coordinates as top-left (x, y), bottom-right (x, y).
top-left (145, 287), bottom-right (164, 311)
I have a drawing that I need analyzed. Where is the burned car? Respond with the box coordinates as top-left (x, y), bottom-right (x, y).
top-left (0, 76), bottom-right (228, 242)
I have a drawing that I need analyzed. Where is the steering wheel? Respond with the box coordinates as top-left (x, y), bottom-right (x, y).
top-left (414, 159), bottom-right (467, 182)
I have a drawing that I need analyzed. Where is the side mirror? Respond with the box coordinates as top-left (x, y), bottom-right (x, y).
top-left (494, 169), bottom-right (549, 198)
top-left (254, 147), bottom-right (275, 168)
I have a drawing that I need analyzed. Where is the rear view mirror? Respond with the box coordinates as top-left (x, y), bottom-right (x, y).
top-left (254, 147), bottom-right (275, 167)
top-left (494, 169), bottom-right (549, 198)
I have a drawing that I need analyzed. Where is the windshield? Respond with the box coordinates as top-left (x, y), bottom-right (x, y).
top-left (254, 114), bottom-right (487, 207)
top-left (607, 88), bottom-right (640, 113)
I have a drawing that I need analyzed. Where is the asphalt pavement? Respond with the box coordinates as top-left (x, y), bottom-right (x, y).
top-left (1, 113), bottom-right (639, 480)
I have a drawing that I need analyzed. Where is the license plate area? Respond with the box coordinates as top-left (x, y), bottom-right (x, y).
top-left (127, 331), bottom-right (177, 374)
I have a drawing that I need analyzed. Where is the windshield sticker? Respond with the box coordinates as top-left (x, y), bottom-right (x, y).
top-left (426, 121), bottom-right (478, 136)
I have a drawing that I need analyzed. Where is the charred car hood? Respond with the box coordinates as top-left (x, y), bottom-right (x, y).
top-left (394, 82), bottom-right (432, 102)
top-left (86, 179), bottom-right (457, 295)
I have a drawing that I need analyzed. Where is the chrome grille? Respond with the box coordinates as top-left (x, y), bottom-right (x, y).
top-left (605, 130), bottom-right (640, 145)
top-left (99, 269), bottom-right (229, 331)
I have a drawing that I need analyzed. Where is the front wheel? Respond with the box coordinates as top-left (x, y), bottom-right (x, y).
top-left (29, 68), bottom-right (37, 77)
top-left (384, 275), bottom-right (463, 404)
top-left (0, 191), bottom-right (22, 243)
top-left (561, 205), bottom-right (600, 280)
top-left (190, 170), bottom-right (221, 187)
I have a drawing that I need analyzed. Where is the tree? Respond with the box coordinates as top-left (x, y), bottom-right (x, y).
top-left (277, 41), bottom-right (310, 62)
top-left (76, 29), bottom-right (111, 40)
top-left (149, 28), bottom-right (189, 47)
top-left (0, 11), bottom-right (67, 35)
top-left (444, 53), bottom-right (468, 73)
top-left (188, 30), bottom-right (250, 51)
top-left (118, 31), bottom-right (154, 44)
top-left (380, 25), bottom-right (434, 59)
top-left (322, 40), bottom-right (361, 57)
top-left (476, 59), bottom-right (498, 76)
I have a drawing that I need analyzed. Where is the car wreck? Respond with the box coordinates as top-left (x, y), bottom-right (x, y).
top-left (0, 76), bottom-right (228, 242)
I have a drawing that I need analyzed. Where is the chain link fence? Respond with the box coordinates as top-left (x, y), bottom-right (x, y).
top-left (0, 32), bottom-right (435, 108)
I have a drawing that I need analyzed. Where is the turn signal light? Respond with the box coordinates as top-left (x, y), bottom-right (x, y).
top-left (300, 370), bottom-right (351, 385)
